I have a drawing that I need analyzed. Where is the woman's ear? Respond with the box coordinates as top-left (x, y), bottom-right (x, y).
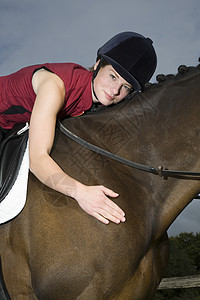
top-left (94, 60), bottom-right (101, 71)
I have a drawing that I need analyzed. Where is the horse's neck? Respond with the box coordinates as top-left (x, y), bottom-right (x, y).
top-left (133, 69), bottom-right (200, 234)
top-left (62, 67), bottom-right (200, 235)
top-left (103, 68), bottom-right (200, 235)
top-left (66, 68), bottom-right (200, 174)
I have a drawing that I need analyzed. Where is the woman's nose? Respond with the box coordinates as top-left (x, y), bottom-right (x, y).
top-left (110, 84), bottom-right (121, 95)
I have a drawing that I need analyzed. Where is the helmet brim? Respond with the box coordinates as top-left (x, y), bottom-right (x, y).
top-left (102, 54), bottom-right (142, 91)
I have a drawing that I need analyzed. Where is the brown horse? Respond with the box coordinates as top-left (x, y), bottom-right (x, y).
top-left (0, 62), bottom-right (200, 299)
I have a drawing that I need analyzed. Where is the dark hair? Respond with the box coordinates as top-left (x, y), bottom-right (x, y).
top-left (88, 58), bottom-right (110, 73)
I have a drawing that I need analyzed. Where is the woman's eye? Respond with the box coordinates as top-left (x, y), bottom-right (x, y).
top-left (123, 85), bottom-right (131, 91)
top-left (110, 74), bottom-right (116, 80)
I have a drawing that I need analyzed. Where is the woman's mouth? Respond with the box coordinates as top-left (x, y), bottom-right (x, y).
top-left (105, 91), bottom-right (114, 101)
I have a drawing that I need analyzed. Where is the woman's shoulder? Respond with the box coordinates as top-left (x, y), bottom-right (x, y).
top-left (43, 62), bottom-right (88, 74)
top-left (43, 63), bottom-right (93, 87)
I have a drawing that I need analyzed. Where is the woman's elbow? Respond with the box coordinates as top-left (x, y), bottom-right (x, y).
top-left (29, 149), bottom-right (46, 174)
top-left (29, 151), bottom-right (38, 174)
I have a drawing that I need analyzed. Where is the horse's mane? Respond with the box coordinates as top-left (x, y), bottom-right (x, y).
top-left (143, 57), bottom-right (200, 92)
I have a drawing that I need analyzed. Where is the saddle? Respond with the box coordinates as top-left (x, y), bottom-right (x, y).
top-left (0, 124), bottom-right (29, 203)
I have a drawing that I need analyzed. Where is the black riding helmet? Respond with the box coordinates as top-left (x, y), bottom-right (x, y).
top-left (94, 31), bottom-right (157, 91)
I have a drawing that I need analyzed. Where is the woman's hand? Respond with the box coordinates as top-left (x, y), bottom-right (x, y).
top-left (75, 183), bottom-right (126, 224)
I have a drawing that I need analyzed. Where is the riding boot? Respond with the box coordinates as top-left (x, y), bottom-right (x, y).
top-left (0, 257), bottom-right (11, 300)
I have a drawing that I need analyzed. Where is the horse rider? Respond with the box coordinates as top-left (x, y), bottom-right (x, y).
top-left (0, 31), bottom-right (157, 225)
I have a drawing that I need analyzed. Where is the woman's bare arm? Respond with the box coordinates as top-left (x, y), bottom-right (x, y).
top-left (30, 69), bottom-right (126, 224)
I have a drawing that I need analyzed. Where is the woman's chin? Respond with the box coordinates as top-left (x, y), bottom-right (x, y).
top-left (99, 98), bottom-right (114, 106)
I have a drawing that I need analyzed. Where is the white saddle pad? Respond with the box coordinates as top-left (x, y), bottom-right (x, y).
top-left (0, 141), bottom-right (29, 224)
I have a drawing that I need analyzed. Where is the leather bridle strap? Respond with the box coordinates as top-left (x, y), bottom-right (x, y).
top-left (58, 121), bottom-right (200, 180)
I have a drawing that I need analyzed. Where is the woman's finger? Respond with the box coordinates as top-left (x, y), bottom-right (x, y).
top-left (93, 212), bottom-right (110, 224)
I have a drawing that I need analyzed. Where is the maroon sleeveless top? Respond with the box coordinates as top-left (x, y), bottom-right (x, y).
top-left (0, 63), bottom-right (93, 129)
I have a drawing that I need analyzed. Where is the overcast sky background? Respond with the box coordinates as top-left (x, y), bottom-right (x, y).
top-left (0, 0), bottom-right (200, 236)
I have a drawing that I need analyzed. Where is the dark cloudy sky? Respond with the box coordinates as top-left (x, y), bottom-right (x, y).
top-left (0, 0), bottom-right (200, 236)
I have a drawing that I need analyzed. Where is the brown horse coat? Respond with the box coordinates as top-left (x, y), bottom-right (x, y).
top-left (0, 64), bottom-right (200, 299)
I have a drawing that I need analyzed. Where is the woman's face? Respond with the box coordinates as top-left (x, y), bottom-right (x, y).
top-left (92, 61), bottom-right (132, 106)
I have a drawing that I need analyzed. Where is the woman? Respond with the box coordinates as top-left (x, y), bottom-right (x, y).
top-left (0, 31), bottom-right (157, 224)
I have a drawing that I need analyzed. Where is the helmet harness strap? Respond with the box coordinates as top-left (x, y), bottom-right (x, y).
top-left (92, 58), bottom-right (104, 101)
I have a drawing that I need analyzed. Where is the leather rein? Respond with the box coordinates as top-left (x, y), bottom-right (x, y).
top-left (58, 121), bottom-right (200, 181)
